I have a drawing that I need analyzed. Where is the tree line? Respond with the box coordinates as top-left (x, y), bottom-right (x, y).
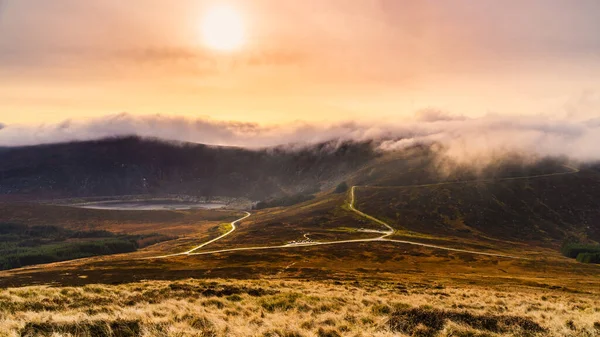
top-left (561, 241), bottom-right (600, 264)
top-left (0, 222), bottom-right (173, 270)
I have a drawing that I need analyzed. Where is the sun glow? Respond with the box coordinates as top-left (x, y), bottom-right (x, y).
top-left (201, 4), bottom-right (245, 52)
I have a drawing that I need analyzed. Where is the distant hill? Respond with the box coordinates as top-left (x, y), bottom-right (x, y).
top-left (346, 148), bottom-right (600, 246)
top-left (2, 135), bottom-right (599, 246)
top-left (0, 136), bottom-right (377, 200)
top-left (2, 135), bottom-right (600, 254)
top-left (356, 169), bottom-right (600, 246)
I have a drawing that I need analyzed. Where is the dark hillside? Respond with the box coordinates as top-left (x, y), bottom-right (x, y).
top-left (0, 137), bottom-right (377, 200)
top-left (351, 146), bottom-right (571, 187)
top-left (356, 168), bottom-right (600, 246)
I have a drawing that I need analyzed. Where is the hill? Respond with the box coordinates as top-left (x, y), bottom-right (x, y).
top-left (0, 136), bottom-right (377, 200)
top-left (355, 168), bottom-right (600, 247)
top-left (1, 137), bottom-right (600, 283)
top-left (2, 137), bottom-right (599, 249)
top-left (1, 138), bottom-right (600, 337)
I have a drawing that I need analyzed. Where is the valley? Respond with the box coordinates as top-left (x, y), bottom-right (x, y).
top-left (1, 139), bottom-right (600, 336)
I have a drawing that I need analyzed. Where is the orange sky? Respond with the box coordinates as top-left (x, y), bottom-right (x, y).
top-left (1, 0), bottom-right (600, 125)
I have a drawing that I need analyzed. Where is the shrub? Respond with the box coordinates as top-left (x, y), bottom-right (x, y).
top-left (0, 222), bottom-right (174, 270)
top-left (189, 316), bottom-right (217, 337)
top-left (317, 328), bottom-right (341, 337)
top-left (226, 294), bottom-right (243, 302)
top-left (371, 303), bottom-right (392, 315)
top-left (561, 241), bottom-right (600, 264)
top-left (576, 252), bottom-right (600, 264)
top-left (0, 238), bottom-right (138, 270)
top-left (560, 242), bottom-right (600, 259)
top-left (203, 299), bottom-right (224, 309)
top-left (263, 330), bottom-right (304, 337)
top-left (259, 293), bottom-right (301, 312)
top-left (388, 307), bottom-right (546, 336)
top-left (20, 319), bottom-right (141, 337)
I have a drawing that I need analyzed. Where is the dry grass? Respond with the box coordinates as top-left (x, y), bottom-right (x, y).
top-left (1, 279), bottom-right (599, 337)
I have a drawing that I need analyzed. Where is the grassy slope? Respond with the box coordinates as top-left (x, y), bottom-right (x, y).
top-left (355, 169), bottom-right (600, 249)
top-left (1, 278), bottom-right (599, 337)
top-left (2, 236), bottom-right (600, 294)
top-left (1, 148), bottom-right (600, 336)
top-left (195, 193), bottom-right (386, 250)
top-left (2, 161), bottom-right (600, 288)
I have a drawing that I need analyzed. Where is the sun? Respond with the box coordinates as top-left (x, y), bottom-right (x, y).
top-left (201, 4), bottom-right (245, 52)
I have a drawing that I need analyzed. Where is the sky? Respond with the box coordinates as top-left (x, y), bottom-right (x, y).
top-left (1, 1), bottom-right (600, 131)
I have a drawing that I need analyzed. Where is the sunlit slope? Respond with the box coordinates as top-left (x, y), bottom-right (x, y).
top-left (191, 193), bottom-right (387, 251)
top-left (2, 278), bottom-right (600, 337)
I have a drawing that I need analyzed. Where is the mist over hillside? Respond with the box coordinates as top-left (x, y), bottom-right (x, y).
top-left (2, 113), bottom-right (600, 163)
top-left (1, 135), bottom-right (592, 202)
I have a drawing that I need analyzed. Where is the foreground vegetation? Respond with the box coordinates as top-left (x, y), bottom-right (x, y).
top-left (0, 222), bottom-right (172, 270)
top-left (1, 278), bottom-right (599, 337)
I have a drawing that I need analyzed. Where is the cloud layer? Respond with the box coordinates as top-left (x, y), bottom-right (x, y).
top-left (3, 1), bottom-right (600, 126)
top-left (1, 113), bottom-right (599, 166)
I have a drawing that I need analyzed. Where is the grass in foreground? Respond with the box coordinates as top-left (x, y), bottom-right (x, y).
top-left (1, 279), bottom-right (599, 337)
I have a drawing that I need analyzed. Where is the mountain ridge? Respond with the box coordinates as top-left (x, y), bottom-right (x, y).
top-left (0, 136), bottom-right (378, 200)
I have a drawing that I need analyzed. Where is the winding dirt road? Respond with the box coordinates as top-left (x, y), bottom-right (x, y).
top-left (186, 185), bottom-right (524, 259)
top-left (151, 165), bottom-right (580, 260)
top-left (148, 211), bottom-right (251, 259)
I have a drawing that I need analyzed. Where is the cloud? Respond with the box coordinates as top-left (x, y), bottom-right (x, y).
top-left (563, 90), bottom-right (600, 119)
top-left (116, 47), bottom-right (306, 67)
top-left (414, 109), bottom-right (467, 122)
top-left (0, 45), bottom-right (309, 83)
top-left (0, 114), bottom-right (382, 148)
top-left (1, 112), bottom-right (599, 167)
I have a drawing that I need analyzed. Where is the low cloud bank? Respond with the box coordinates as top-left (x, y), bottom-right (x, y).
top-left (1, 112), bottom-right (599, 164)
